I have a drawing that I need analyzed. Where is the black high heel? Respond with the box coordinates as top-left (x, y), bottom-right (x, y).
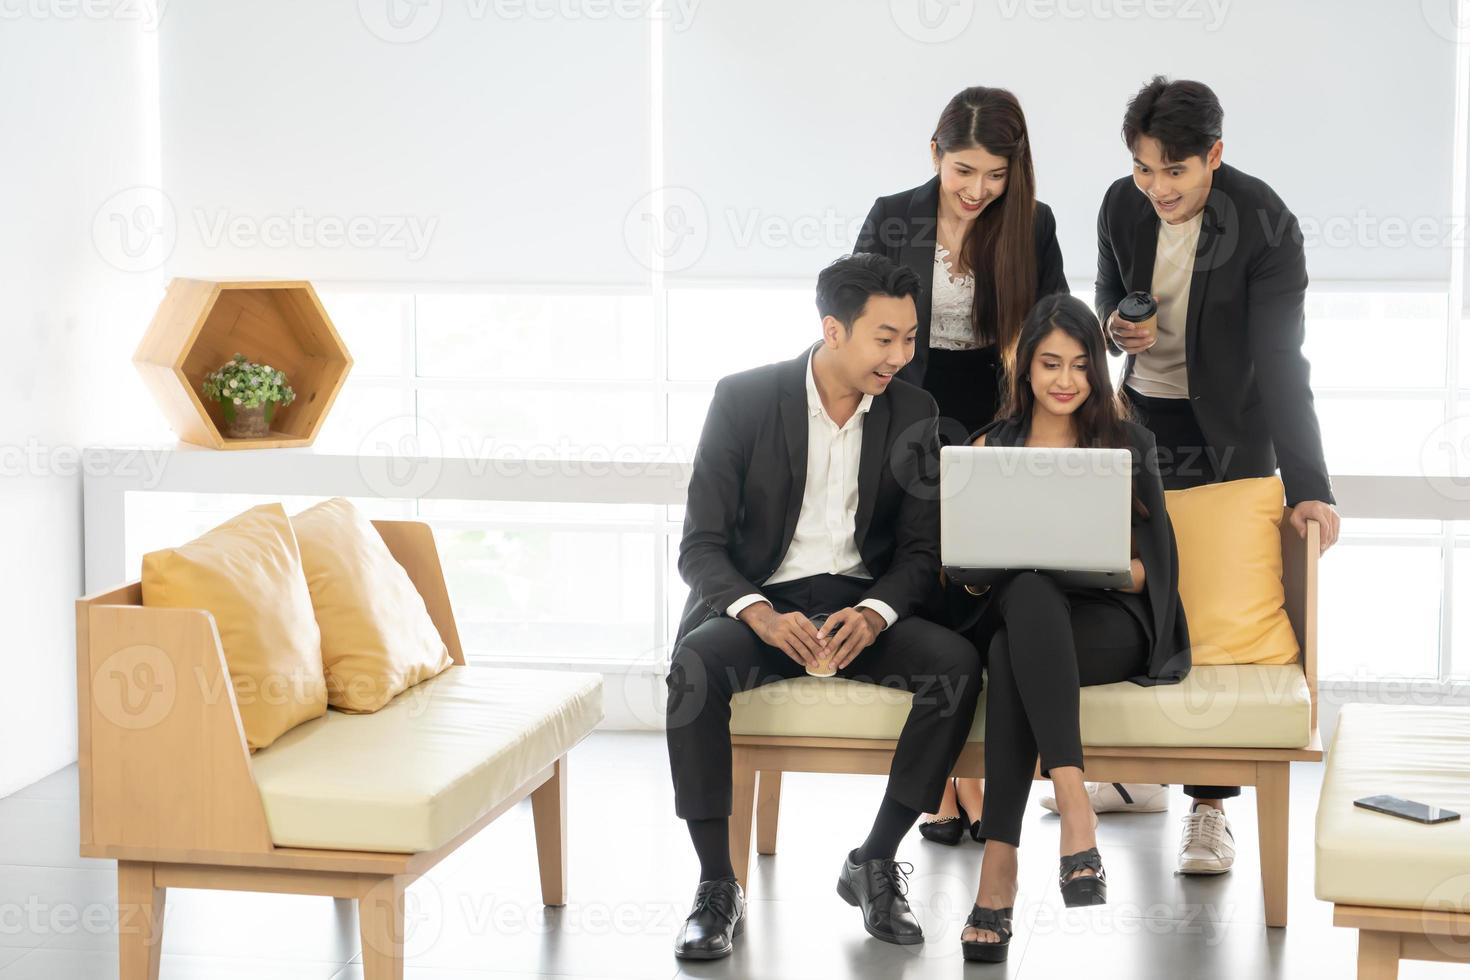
top-left (1058, 847), bottom-right (1108, 907)
top-left (918, 780), bottom-right (969, 846)
top-left (960, 905), bottom-right (1013, 963)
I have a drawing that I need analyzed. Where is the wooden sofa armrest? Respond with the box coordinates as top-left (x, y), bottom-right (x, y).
top-left (372, 519), bottom-right (466, 666)
top-left (75, 588), bottom-right (273, 857)
top-left (1280, 511), bottom-right (1320, 732)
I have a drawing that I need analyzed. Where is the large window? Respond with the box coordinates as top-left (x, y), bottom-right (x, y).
top-left (117, 283), bottom-right (1470, 687)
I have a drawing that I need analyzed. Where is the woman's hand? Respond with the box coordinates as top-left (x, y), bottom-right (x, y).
top-left (1120, 558), bottom-right (1146, 594)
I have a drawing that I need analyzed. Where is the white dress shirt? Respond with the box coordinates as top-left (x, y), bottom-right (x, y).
top-left (726, 350), bottom-right (899, 628)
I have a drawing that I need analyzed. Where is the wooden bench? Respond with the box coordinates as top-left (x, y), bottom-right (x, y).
top-left (76, 519), bottom-right (603, 980)
top-left (728, 513), bottom-right (1321, 928)
top-left (1316, 703), bottom-right (1470, 978)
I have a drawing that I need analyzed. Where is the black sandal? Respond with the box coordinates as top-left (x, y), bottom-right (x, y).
top-left (1058, 847), bottom-right (1108, 907)
top-left (961, 905), bottom-right (1014, 963)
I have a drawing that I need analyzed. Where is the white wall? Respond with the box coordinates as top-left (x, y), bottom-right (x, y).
top-left (661, 0), bottom-right (1459, 285)
top-left (157, 1), bottom-right (651, 284)
top-left (0, 14), bottom-right (163, 797)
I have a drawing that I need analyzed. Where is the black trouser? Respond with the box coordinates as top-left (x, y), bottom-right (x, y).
top-left (666, 574), bottom-right (983, 820)
top-left (972, 572), bottom-right (1150, 847)
top-left (1126, 386), bottom-right (1241, 801)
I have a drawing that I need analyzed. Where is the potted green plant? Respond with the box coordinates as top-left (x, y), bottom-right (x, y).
top-left (201, 353), bottom-right (296, 439)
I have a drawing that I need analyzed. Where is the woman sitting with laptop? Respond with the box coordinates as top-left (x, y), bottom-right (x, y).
top-left (948, 292), bottom-right (1191, 963)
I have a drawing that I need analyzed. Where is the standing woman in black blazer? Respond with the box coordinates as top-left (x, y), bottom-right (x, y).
top-left (855, 85), bottom-right (1068, 442)
top-left (854, 85), bottom-right (1067, 844)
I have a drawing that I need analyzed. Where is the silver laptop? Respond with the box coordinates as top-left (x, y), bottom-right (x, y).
top-left (940, 445), bottom-right (1134, 590)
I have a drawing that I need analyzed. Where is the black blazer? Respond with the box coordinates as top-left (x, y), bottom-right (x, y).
top-left (676, 346), bottom-right (942, 645)
top-left (947, 417), bottom-right (1191, 687)
top-left (854, 176), bottom-right (1069, 386)
top-left (1095, 162), bottom-right (1334, 506)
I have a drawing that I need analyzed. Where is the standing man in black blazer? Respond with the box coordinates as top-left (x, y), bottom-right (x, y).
top-left (1087, 75), bottom-right (1341, 876)
top-left (667, 253), bottom-right (983, 960)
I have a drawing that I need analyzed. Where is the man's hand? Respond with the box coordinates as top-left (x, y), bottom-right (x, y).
top-left (1291, 501), bottom-right (1340, 554)
top-left (739, 603), bottom-right (826, 668)
top-left (1106, 306), bottom-right (1158, 355)
top-left (818, 607), bottom-right (886, 671)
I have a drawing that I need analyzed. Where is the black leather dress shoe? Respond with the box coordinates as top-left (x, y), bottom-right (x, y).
top-left (673, 878), bottom-right (745, 960)
top-left (836, 849), bottom-right (924, 945)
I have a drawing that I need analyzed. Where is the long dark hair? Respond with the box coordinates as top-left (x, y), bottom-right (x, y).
top-left (1000, 293), bottom-right (1149, 516)
top-left (1001, 293), bottom-right (1132, 449)
top-left (931, 86), bottom-right (1038, 373)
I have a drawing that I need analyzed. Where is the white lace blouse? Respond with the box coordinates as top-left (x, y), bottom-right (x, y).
top-left (931, 244), bottom-right (979, 351)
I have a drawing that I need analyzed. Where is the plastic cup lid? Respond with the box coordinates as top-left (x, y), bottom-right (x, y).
top-left (1117, 291), bottom-right (1158, 322)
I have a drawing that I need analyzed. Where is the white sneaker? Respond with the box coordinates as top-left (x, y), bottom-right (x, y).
top-left (1039, 782), bottom-right (1169, 814)
top-left (1177, 802), bottom-right (1235, 874)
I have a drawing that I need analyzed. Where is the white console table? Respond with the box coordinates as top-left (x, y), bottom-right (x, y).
top-left (81, 443), bottom-right (691, 594)
top-left (82, 443), bottom-right (1456, 594)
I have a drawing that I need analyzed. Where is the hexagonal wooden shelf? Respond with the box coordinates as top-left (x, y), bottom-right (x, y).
top-left (134, 279), bottom-right (353, 450)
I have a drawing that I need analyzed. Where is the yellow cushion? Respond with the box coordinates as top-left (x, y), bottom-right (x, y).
top-left (251, 665), bottom-right (603, 853)
top-left (141, 503), bottom-right (325, 751)
top-left (1165, 477), bottom-right (1300, 666)
top-left (730, 664), bottom-right (1312, 749)
top-left (1316, 704), bottom-right (1470, 911)
top-left (290, 498), bottom-right (452, 712)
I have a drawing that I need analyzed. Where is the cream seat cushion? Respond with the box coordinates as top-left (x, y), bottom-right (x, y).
top-left (1315, 703), bottom-right (1470, 911)
top-left (251, 665), bottom-right (603, 853)
top-left (730, 664), bottom-right (1311, 749)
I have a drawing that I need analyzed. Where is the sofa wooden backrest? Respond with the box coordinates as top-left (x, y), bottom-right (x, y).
top-left (74, 518), bottom-right (463, 862)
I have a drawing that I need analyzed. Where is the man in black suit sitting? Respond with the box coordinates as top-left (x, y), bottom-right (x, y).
top-left (666, 252), bottom-right (983, 960)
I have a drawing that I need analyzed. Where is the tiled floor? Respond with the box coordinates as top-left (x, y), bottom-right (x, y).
top-left (0, 732), bottom-right (1463, 978)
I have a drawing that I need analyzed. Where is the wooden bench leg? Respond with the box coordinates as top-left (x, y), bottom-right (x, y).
top-left (756, 770), bottom-right (782, 856)
top-left (359, 875), bottom-right (407, 980)
top-left (730, 747), bottom-right (758, 892)
top-left (1356, 929), bottom-right (1401, 980)
top-left (531, 757), bottom-right (568, 907)
top-left (118, 861), bottom-right (165, 980)
top-left (1255, 761), bottom-right (1290, 928)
